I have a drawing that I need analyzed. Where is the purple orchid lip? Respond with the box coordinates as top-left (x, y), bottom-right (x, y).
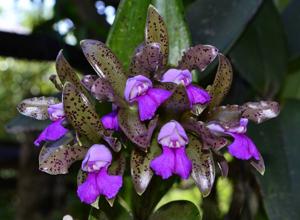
top-left (81, 144), bottom-right (112, 172)
top-left (101, 111), bottom-right (119, 131)
top-left (124, 75), bottom-right (153, 102)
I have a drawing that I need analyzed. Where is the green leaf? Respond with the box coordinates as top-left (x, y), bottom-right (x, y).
top-left (39, 132), bottom-right (87, 175)
top-left (145, 5), bottom-right (169, 66)
top-left (63, 82), bottom-right (108, 143)
top-left (186, 0), bottom-right (263, 53)
top-left (106, 0), bottom-right (151, 70)
top-left (17, 96), bottom-right (59, 120)
top-left (281, 69), bottom-right (300, 100)
top-left (229, 0), bottom-right (287, 96)
top-left (186, 135), bottom-right (215, 197)
top-left (131, 136), bottom-right (161, 195)
top-left (208, 54), bottom-right (233, 110)
top-left (282, 0), bottom-right (300, 60)
top-left (81, 40), bottom-right (127, 98)
top-left (248, 99), bottom-right (300, 219)
top-left (56, 51), bottom-right (89, 97)
top-left (150, 200), bottom-right (201, 220)
top-left (152, 0), bottom-right (191, 65)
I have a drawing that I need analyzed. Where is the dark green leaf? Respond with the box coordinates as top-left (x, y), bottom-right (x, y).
top-left (248, 100), bottom-right (300, 219)
top-left (229, 0), bottom-right (287, 96)
top-left (145, 5), bottom-right (169, 66)
top-left (106, 0), bottom-right (151, 70)
top-left (282, 0), bottom-right (300, 60)
top-left (81, 40), bottom-right (127, 98)
top-left (39, 132), bottom-right (87, 175)
top-left (17, 96), bottom-right (59, 120)
top-left (186, 135), bottom-right (215, 197)
top-left (281, 70), bottom-right (300, 100)
top-left (208, 54), bottom-right (233, 110)
top-left (186, 0), bottom-right (263, 53)
top-left (152, 0), bottom-right (191, 65)
top-left (63, 82), bottom-right (109, 143)
top-left (150, 200), bottom-right (200, 220)
top-left (131, 137), bottom-right (161, 195)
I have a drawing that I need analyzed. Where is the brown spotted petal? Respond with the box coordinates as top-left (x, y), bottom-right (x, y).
top-left (131, 137), bottom-right (161, 195)
top-left (241, 101), bottom-right (280, 124)
top-left (118, 107), bottom-right (157, 149)
top-left (130, 43), bottom-right (163, 78)
top-left (213, 151), bottom-right (229, 177)
top-left (178, 44), bottom-right (218, 72)
top-left (207, 105), bottom-right (242, 128)
top-left (80, 40), bottom-right (127, 97)
top-left (186, 135), bottom-right (215, 197)
top-left (91, 78), bottom-right (114, 102)
top-left (17, 96), bottom-right (59, 120)
top-left (249, 152), bottom-right (265, 175)
top-left (108, 154), bottom-right (126, 176)
top-left (162, 85), bottom-right (190, 115)
top-left (56, 51), bottom-right (89, 98)
top-left (63, 82), bottom-right (109, 143)
top-left (183, 119), bottom-right (228, 151)
top-left (145, 5), bottom-right (168, 66)
top-left (208, 54), bottom-right (233, 110)
top-left (39, 132), bottom-right (87, 175)
top-left (81, 75), bottom-right (98, 91)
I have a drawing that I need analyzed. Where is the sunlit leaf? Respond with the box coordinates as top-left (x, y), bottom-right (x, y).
top-left (131, 137), bottom-right (161, 195)
top-left (39, 132), bottom-right (87, 175)
top-left (63, 82), bottom-right (109, 143)
top-left (150, 200), bottom-right (200, 220)
top-left (186, 135), bottom-right (215, 197)
top-left (81, 40), bottom-right (127, 98)
top-left (17, 96), bottom-right (59, 120)
top-left (145, 5), bottom-right (168, 66)
top-left (208, 54), bottom-right (233, 110)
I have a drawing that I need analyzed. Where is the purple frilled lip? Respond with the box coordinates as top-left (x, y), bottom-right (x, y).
top-left (124, 75), bottom-right (171, 121)
top-left (207, 118), bottom-right (260, 160)
top-left (77, 144), bottom-right (122, 204)
top-left (34, 103), bottom-right (68, 147)
top-left (151, 121), bottom-right (192, 179)
top-left (161, 69), bottom-right (211, 106)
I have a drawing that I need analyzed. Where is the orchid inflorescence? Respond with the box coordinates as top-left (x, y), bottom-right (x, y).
top-left (17, 5), bottom-right (280, 206)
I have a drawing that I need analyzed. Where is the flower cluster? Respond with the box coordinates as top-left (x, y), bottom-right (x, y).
top-left (16, 5), bottom-right (280, 206)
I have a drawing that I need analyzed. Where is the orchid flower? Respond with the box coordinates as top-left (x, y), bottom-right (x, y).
top-left (150, 120), bottom-right (192, 179)
top-left (207, 118), bottom-right (259, 160)
top-left (77, 144), bottom-right (122, 204)
top-left (161, 69), bottom-right (211, 106)
top-left (34, 103), bottom-right (68, 146)
top-left (124, 75), bottom-right (171, 121)
top-left (101, 110), bottom-right (119, 131)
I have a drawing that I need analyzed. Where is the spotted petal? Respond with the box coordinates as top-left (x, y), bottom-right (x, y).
top-left (178, 44), bottom-right (218, 71)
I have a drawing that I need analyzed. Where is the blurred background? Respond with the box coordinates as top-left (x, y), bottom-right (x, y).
top-left (0, 0), bottom-right (299, 219)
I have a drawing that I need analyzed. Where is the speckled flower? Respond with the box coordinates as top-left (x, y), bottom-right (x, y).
top-left (124, 75), bottom-right (171, 121)
top-left (150, 120), bottom-right (192, 179)
top-left (77, 144), bottom-right (122, 204)
top-left (34, 103), bottom-right (68, 147)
